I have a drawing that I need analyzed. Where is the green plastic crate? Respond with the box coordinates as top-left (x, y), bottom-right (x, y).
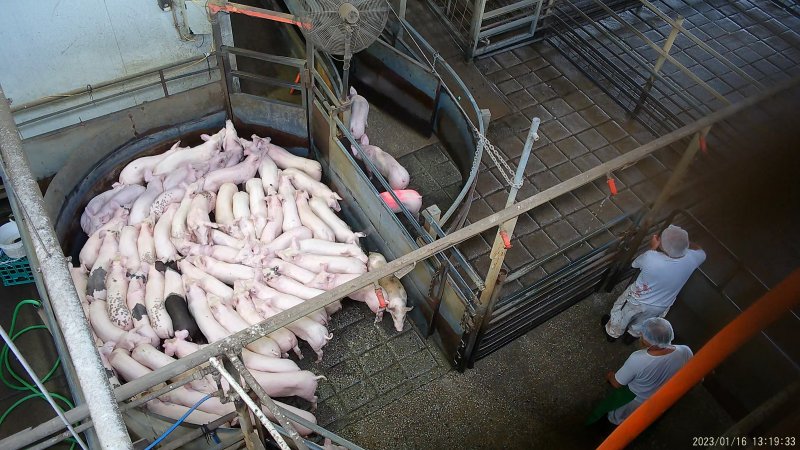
top-left (0, 253), bottom-right (34, 286)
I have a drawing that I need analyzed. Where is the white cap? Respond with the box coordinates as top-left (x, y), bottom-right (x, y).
top-left (661, 225), bottom-right (689, 258)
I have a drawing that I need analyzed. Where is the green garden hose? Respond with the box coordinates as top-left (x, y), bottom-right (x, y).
top-left (0, 299), bottom-right (77, 449)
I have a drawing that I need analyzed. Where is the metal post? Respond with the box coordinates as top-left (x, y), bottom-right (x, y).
top-left (210, 358), bottom-right (291, 450)
top-left (393, 0), bottom-right (408, 45)
top-left (0, 84), bottom-right (133, 449)
top-left (650, 126), bottom-right (710, 216)
top-left (468, 0), bottom-right (488, 59)
top-left (467, 268), bottom-right (507, 368)
top-left (305, 40), bottom-right (315, 153)
top-left (633, 16), bottom-right (684, 115)
top-left (422, 205), bottom-right (441, 240)
top-left (222, 358), bottom-right (258, 450)
top-left (226, 353), bottom-right (308, 450)
top-left (478, 117), bottom-right (540, 306)
top-left (211, 12), bottom-right (234, 119)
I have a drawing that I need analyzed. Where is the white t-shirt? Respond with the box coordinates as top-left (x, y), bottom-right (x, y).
top-left (629, 249), bottom-right (706, 308)
top-left (615, 345), bottom-right (693, 400)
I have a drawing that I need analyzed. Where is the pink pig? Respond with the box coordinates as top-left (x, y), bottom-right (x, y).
top-left (348, 87), bottom-right (369, 140)
top-left (380, 190), bottom-right (423, 214)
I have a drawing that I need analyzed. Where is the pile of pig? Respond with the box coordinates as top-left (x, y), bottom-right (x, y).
top-left (69, 116), bottom-right (411, 434)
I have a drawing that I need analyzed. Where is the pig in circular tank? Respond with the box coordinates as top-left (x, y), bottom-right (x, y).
top-left (45, 113), bottom-right (309, 447)
top-left (50, 115), bottom-right (308, 258)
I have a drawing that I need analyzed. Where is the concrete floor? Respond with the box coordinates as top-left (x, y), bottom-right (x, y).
top-left (339, 285), bottom-right (732, 450)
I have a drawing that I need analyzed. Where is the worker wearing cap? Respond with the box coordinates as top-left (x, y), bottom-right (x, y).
top-left (602, 225), bottom-right (705, 344)
top-left (587, 318), bottom-right (693, 426)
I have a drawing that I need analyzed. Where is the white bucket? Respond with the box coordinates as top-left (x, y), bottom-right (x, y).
top-left (0, 221), bottom-right (25, 259)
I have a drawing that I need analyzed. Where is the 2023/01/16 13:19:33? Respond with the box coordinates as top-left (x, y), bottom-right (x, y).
top-left (693, 436), bottom-right (797, 447)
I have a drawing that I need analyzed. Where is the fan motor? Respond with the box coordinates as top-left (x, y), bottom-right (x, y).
top-left (338, 2), bottom-right (360, 24)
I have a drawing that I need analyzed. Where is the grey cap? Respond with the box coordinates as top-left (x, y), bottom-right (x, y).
top-left (641, 317), bottom-right (675, 347)
top-left (661, 225), bottom-right (689, 258)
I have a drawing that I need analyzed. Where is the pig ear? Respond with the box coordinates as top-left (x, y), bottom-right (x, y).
top-left (200, 134), bottom-right (212, 141)
top-left (405, 306), bottom-right (414, 312)
top-left (290, 238), bottom-right (300, 251)
top-left (143, 169), bottom-right (153, 183)
top-left (349, 86), bottom-right (357, 96)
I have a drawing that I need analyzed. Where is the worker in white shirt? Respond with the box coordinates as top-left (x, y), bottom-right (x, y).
top-left (602, 224), bottom-right (706, 344)
top-left (587, 318), bottom-right (693, 425)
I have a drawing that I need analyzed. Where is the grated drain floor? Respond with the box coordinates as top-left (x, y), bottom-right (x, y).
top-left (282, 301), bottom-right (451, 430)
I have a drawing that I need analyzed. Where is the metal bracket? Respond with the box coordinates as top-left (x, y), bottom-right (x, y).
top-left (330, 99), bottom-right (354, 114)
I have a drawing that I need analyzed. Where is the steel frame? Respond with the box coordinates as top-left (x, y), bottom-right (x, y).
top-left (426, 0), bottom-right (546, 58)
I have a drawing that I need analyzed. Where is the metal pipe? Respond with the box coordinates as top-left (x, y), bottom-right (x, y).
top-left (225, 353), bottom-right (307, 449)
top-left (392, 20), bottom-right (485, 227)
top-left (15, 68), bottom-right (215, 128)
top-left (10, 54), bottom-right (213, 113)
top-left (0, 84), bottom-right (132, 449)
top-left (0, 146), bottom-right (95, 446)
top-left (636, 0), bottom-right (765, 90)
top-left (584, 0), bottom-right (730, 105)
top-left (0, 325), bottom-right (87, 449)
top-left (4, 74), bottom-right (800, 450)
top-left (208, 357), bottom-right (291, 450)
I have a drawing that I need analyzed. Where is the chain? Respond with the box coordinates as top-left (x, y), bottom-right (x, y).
top-left (475, 127), bottom-right (522, 189)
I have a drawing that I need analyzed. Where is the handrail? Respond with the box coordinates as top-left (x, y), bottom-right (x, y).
top-left (393, 18), bottom-right (486, 227)
top-left (4, 63), bottom-right (799, 450)
top-left (14, 68), bottom-right (215, 128)
top-left (10, 53), bottom-right (215, 113)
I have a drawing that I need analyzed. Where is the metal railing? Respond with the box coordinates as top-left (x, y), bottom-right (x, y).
top-left (11, 54), bottom-right (218, 133)
top-left (424, 0), bottom-right (641, 58)
top-left (461, 74), bottom-right (800, 365)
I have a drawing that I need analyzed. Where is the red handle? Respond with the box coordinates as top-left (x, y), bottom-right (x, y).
top-left (500, 230), bottom-right (512, 249)
top-left (607, 177), bottom-right (618, 196)
top-left (375, 287), bottom-right (387, 308)
top-left (699, 134), bottom-right (708, 154)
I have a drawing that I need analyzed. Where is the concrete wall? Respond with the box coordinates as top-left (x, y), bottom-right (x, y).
top-left (0, 0), bottom-right (214, 138)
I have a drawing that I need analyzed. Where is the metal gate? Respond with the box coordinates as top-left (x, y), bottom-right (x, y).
top-left (426, 0), bottom-right (546, 58)
top-left (424, 0), bottom-right (641, 58)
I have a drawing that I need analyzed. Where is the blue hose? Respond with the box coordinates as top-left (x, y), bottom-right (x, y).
top-left (144, 393), bottom-right (213, 450)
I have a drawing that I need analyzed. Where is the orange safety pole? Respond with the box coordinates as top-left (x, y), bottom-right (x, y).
top-left (598, 268), bottom-right (800, 450)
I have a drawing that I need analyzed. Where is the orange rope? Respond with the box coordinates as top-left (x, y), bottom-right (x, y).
top-left (598, 268), bottom-right (800, 450)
